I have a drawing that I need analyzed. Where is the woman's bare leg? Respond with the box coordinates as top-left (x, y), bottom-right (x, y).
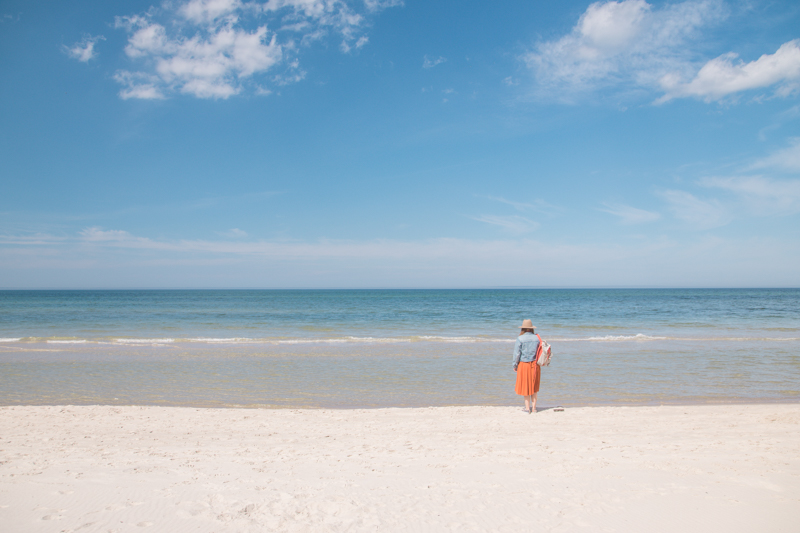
top-left (524, 395), bottom-right (531, 412)
top-left (531, 392), bottom-right (538, 413)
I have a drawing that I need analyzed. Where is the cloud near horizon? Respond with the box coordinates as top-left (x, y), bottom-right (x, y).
top-left (83, 0), bottom-right (400, 99)
top-left (2, 227), bottom-right (799, 287)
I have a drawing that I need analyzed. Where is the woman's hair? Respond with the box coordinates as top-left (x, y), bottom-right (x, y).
top-left (520, 328), bottom-right (534, 334)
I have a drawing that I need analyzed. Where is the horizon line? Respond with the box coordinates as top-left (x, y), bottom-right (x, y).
top-left (1, 286), bottom-right (798, 291)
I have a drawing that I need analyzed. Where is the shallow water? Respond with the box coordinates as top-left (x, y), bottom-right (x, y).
top-left (1, 289), bottom-right (798, 407)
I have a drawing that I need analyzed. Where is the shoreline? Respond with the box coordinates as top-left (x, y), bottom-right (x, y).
top-left (2, 398), bottom-right (799, 409)
top-left (2, 403), bottom-right (798, 532)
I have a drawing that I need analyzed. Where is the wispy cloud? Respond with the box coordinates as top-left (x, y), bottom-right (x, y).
top-left (63, 35), bottom-right (105, 62)
top-left (217, 228), bottom-right (248, 239)
top-left (471, 215), bottom-right (540, 233)
top-left (599, 202), bottom-right (660, 224)
top-left (423, 55), bottom-right (447, 69)
top-left (700, 176), bottom-right (800, 216)
top-left (483, 195), bottom-right (559, 214)
top-left (0, 233), bottom-right (68, 246)
top-left (750, 137), bottom-right (800, 173)
top-left (104, 0), bottom-right (399, 100)
top-left (113, 71), bottom-right (165, 100)
top-left (659, 190), bottom-right (730, 229)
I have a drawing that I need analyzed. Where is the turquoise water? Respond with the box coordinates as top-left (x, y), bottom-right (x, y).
top-left (1, 289), bottom-right (798, 407)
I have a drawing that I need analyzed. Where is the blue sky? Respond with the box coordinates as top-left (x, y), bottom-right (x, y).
top-left (1, 0), bottom-right (800, 288)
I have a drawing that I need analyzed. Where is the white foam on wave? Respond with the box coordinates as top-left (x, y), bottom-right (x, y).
top-left (553, 334), bottom-right (668, 342)
top-left (164, 336), bottom-right (514, 345)
top-left (114, 338), bottom-right (175, 344)
top-left (0, 338), bottom-right (22, 342)
top-left (275, 336), bottom-right (412, 345)
top-left (417, 336), bottom-right (513, 343)
top-left (187, 338), bottom-right (254, 344)
top-left (47, 339), bottom-right (87, 344)
top-left (590, 334), bottom-right (667, 341)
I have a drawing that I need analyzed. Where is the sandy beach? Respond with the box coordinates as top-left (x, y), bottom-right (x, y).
top-left (1, 404), bottom-right (798, 532)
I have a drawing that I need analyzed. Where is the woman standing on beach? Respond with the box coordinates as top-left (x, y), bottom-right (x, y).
top-left (513, 319), bottom-right (541, 414)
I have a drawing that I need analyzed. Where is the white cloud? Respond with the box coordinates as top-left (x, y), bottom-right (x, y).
top-left (471, 215), bottom-right (540, 233)
top-left (80, 227), bottom-right (134, 242)
top-left (599, 203), bottom-right (660, 224)
top-left (700, 176), bottom-right (800, 216)
top-left (658, 40), bottom-right (800, 103)
top-left (423, 55), bottom-right (446, 69)
top-left (64, 35), bottom-right (105, 62)
top-left (180, 0), bottom-right (242, 24)
top-left (750, 137), bottom-right (800, 173)
top-left (526, 0), bottom-right (800, 104)
top-left (660, 190), bottom-right (730, 229)
top-left (116, 15), bottom-right (281, 99)
top-left (524, 0), bottom-right (725, 99)
top-left (107, 0), bottom-right (398, 99)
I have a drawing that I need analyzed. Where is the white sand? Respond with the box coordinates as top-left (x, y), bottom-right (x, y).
top-left (1, 404), bottom-right (798, 532)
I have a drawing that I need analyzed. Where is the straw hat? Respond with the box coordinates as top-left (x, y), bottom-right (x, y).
top-left (520, 319), bottom-right (535, 330)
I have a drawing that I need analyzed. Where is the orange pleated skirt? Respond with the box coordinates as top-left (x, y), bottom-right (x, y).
top-left (515, 361), bottom-right (540, 395)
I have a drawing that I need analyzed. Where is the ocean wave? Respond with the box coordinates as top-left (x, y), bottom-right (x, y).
top-left (552, 335), bottom-right (800, 342)
top-left (725, 336), bottom-right (799, 342)
top-left (4, 334), bottom-right (799, 346)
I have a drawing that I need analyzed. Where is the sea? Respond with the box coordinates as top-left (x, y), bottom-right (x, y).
top-left (0, 289), bottom-right (798, 408)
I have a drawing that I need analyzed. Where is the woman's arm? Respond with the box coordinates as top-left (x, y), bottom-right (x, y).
top-left (512, 338), bottom-right (522, 369)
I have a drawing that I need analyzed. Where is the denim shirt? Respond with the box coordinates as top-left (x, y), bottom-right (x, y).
top-left (513, 332), bottom-right (540, 368)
